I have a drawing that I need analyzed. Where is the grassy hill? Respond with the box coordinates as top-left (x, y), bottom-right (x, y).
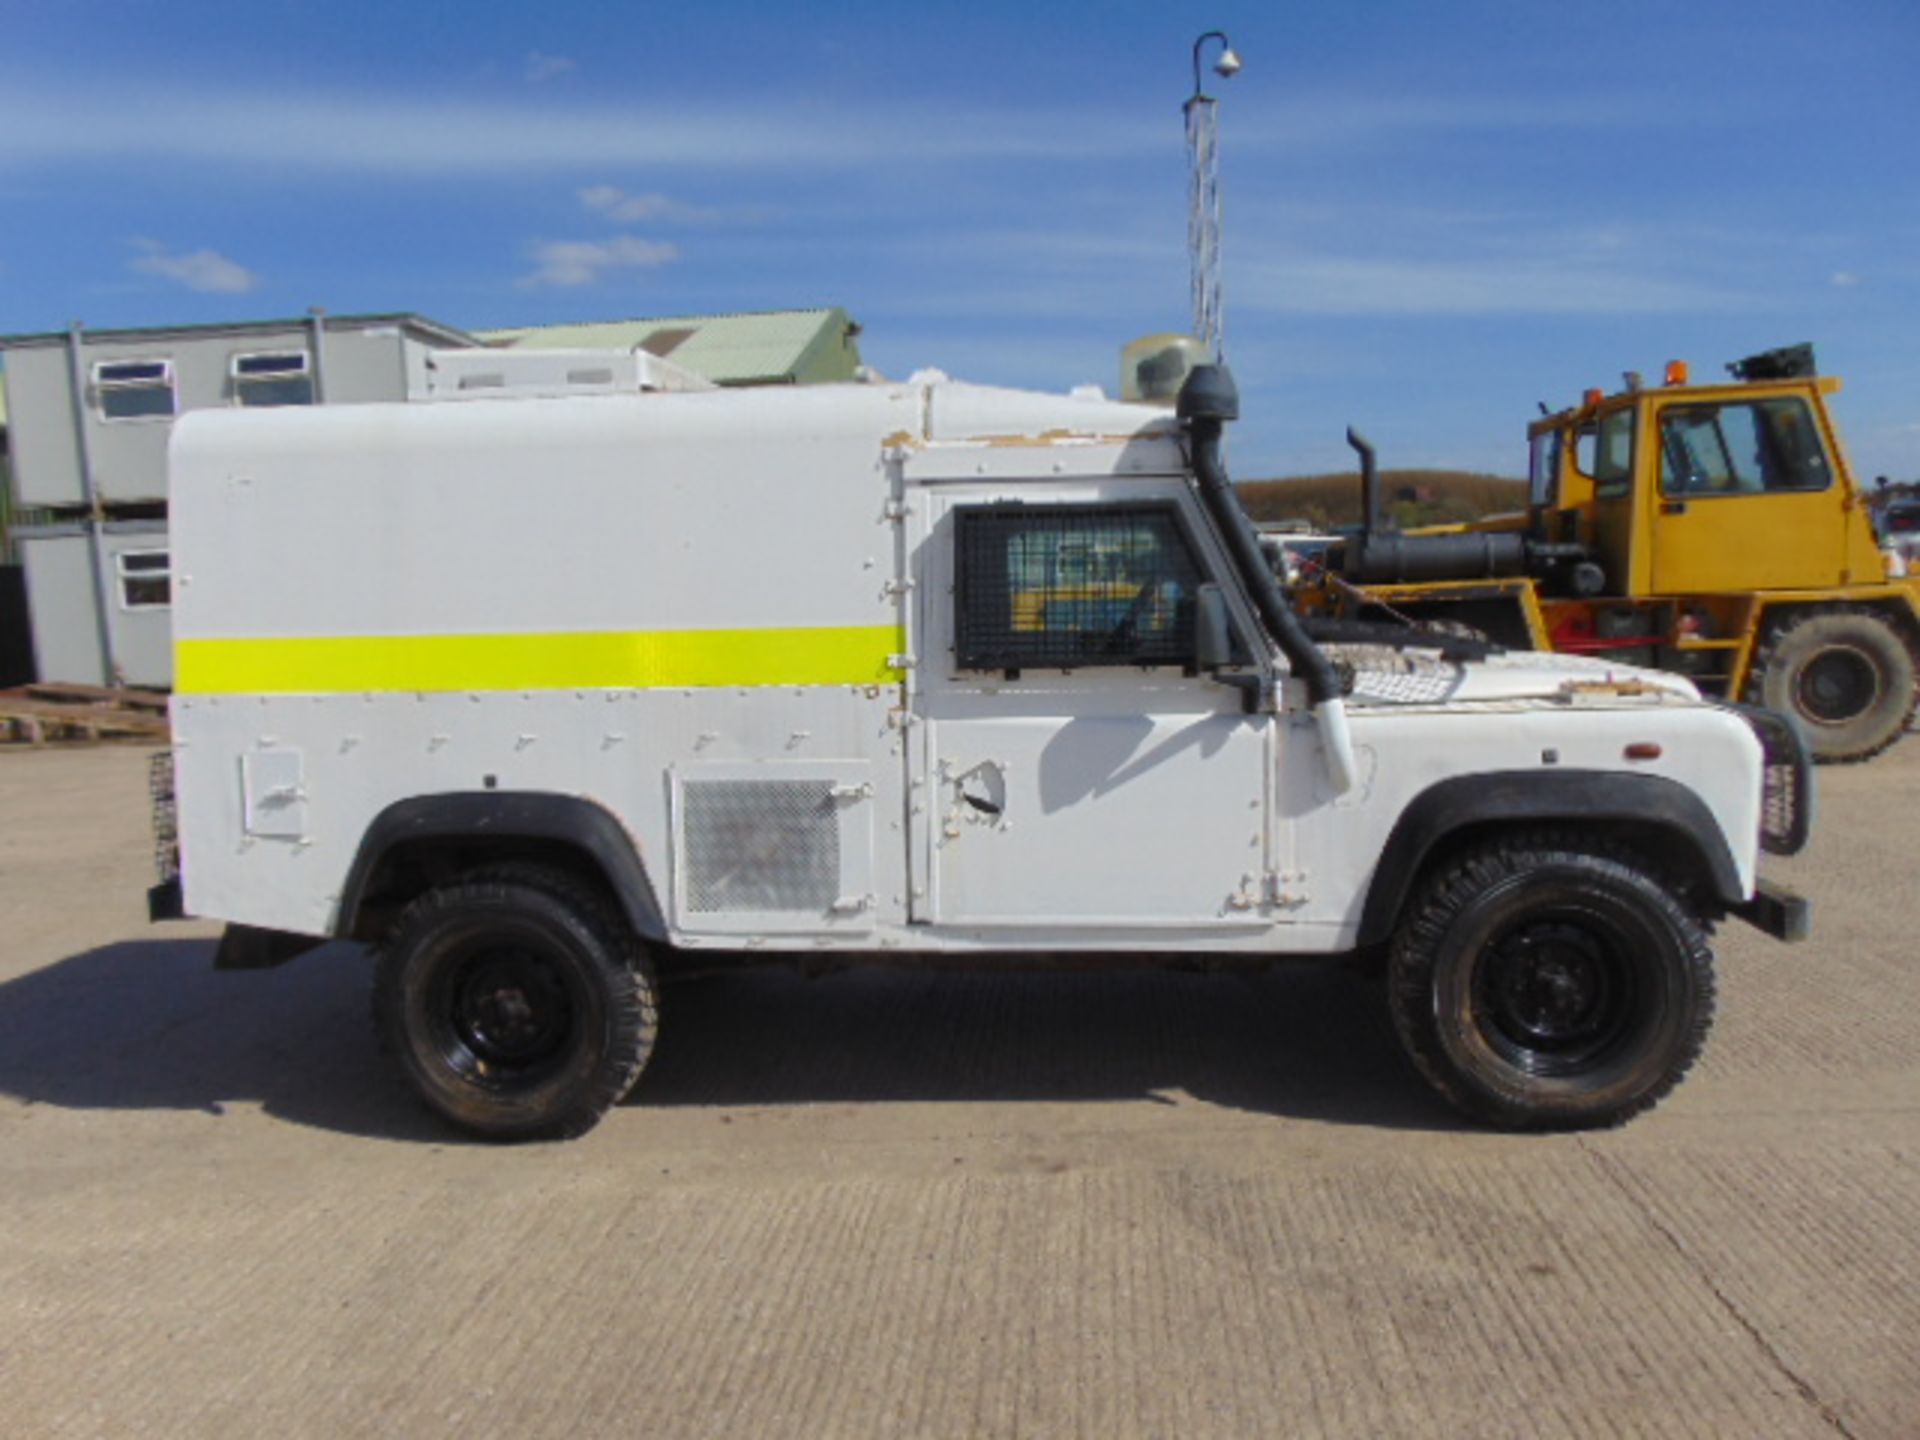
top-left (1238, 470), bottom-right (1528, 532)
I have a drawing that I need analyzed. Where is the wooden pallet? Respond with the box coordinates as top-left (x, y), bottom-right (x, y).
top-left (24, 681), bottom-right (170, 714)
top-left (0, 685), bottom-right (170, 745)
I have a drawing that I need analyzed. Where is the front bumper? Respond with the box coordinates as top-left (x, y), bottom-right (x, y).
top-left (1733, 878), bottom-right (1811, 942)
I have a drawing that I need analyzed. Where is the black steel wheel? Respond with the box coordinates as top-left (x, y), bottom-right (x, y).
top-left (1388, 834), bottom-right (1714, 1129)
top-left (372, 869), bottom-right (658, 1141)
top-left (1749, 607), bottom-right (1918, 763)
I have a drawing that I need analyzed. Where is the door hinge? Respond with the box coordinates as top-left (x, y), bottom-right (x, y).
top-left (1267, 871), bottom-right (1309, 909)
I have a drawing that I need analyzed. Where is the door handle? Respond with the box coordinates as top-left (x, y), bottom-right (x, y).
top-left (1662, 501), bottom-right (1688, 515)
top-left (951, 760), bottom-right (1007, 820)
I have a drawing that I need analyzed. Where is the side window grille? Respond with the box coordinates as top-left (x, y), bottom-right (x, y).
top-left (954, 503), bottom-right (1204, 672)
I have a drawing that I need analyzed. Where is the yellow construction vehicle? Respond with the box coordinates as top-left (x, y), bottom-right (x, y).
top-left (1295, 344), bottom-right (1919, 762)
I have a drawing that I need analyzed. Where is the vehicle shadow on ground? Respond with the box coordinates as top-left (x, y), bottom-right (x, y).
top-left (0, 938), bottom-right (446, 1144)
top-left (638, 963), bottom-right (1464, 1132)
top-left (0, 936), bottom-right (1466, 1140)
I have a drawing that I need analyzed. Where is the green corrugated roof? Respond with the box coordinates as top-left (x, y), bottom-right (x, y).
top-left (477, 307), bottom-right (860, 386)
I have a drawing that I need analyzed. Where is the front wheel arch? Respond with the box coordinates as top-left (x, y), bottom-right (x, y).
top-left (1356, 771), bottom-right (1743, 949)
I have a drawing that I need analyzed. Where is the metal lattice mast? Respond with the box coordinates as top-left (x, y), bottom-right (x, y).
top-left (1185, 31), bottom-right (1239, 361)
top-left (1185, 94), bottom-right (1223, 359)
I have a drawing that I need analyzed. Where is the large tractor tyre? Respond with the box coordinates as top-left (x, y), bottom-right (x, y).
top-left (372, 869), bottom-right (659, 1141)
top-left (1387, 835), bottom-right (1715, 1130)
top-left (1748, 607), bottom-right (1919, 764)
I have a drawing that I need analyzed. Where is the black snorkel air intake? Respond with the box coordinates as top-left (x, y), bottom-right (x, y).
top-left (1181, 365), bottom-right (1341, 706)
top-left (1180, 364), bottom-right (1357, 792)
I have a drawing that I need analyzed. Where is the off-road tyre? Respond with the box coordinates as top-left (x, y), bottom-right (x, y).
top-left (371, 867), bottom-right (659, 1141)
top-left (1747, 606), bottom-right (1918, 764)
top-left (1388, 833), bottom-right (1714, 1130)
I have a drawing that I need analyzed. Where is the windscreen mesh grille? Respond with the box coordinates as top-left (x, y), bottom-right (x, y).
top-left (682, 780), bottom-right (840, 914)
top-left (954, 504), bottom-right (1203, 671)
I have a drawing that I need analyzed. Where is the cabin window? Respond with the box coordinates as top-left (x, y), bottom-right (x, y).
top-left (953, 503), bottom-right (1205, 672)
top-left (1593, 408), bottom-right (1636, 500)
top-left (1658, 398), bottom-right (1830, 496)
top-left (232, 351), bottom-right (315, 407)
top-left (1529, 430), bottom-right (1562, 508)
top-left (116, 549), bottom-right (171, 610)
top-left (93, 359), bottom-right (176, 421)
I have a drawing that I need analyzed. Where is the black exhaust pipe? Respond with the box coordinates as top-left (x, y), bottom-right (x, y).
top-left (1333, 424), bottom-right (1599, 590)
top-left (1348, 427), bottom-right (1382, 536)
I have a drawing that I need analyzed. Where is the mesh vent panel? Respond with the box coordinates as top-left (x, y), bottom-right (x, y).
top-left (1324, 645), bottom-right (1464, 706)
top-left (683, 780), bottom-right (840, 913)
top-left (955, 504), bottom-right (1202, 671)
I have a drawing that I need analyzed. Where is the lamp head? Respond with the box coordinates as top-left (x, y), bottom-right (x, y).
top-left (1214, 47), bottom-right (1242, 78)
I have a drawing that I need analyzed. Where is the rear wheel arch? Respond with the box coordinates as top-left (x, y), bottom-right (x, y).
top-left (336, 792), bottom-right (667, 946)
top-left (1357, 771), bottom-right (1740, 949)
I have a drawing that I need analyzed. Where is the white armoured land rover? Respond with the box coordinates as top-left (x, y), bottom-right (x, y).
top-left (149, 363), bottom-right (1810, 1140)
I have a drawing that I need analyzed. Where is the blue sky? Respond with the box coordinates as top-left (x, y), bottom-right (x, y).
top-left (1, 0), bottom-right (1916, 480)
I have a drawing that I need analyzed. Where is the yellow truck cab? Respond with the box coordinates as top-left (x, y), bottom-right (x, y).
top-left (1316, 345), bottom-right (1919, 762)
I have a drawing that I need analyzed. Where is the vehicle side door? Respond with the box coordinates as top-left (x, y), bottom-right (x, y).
top-left (1649, 394), bottom-right (1846, 592)
top-left (908, 476), bottom-right (1278, 930)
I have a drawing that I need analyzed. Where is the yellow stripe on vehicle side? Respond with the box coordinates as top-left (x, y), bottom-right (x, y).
top-left (174, 624), bottom-right (906, 694)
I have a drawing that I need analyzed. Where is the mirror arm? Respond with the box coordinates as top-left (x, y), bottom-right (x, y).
top-left (1213, 673), bottom-right (1269, 715)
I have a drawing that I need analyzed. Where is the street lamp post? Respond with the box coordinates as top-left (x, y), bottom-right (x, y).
top-left (1185, 30), bottom-right (1242, 361)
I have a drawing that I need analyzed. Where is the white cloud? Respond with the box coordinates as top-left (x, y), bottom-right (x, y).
top-left (0, 73), bottom-right (1675, 180)
top-left (1229, 94), bottom-right (1651, 154)
top-left (129, 239), bottom-right (259, 293)
top-left (1236, 255), bottom-right (1749, 317)
top-left (579, 185), bottom-right (719, 224)
top-left (521, 234), bottom-right (680, 287)
top-left (1831, 271), bottom-right (1861, 287)
top-left (525, 51), bottom-right (575, 84)
top-left (0, 84), bottom-right (1164, 175)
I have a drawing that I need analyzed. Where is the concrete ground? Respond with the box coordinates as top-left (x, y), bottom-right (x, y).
top-left (0, 743), bottom-right (1914, 1440)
